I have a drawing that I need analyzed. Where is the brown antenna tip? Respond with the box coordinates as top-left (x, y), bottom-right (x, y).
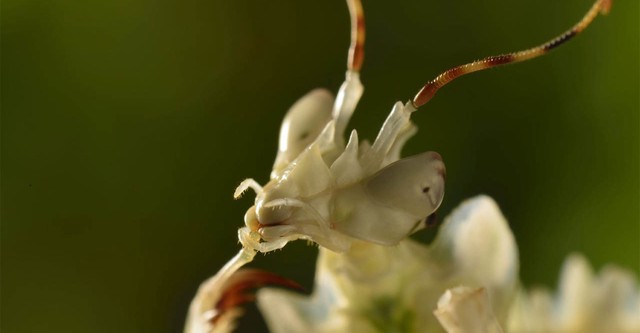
top-left (412, 0), bottom-right (612, 109)
top-left (600, 0), bottom-right (612, 14)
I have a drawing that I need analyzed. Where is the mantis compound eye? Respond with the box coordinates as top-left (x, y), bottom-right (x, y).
top-left (366, 151), bottom-right (446, 218)
top-left (272, 89), bottom-right (334, 176)
top-left (332, 151), bottom-right (446, 246)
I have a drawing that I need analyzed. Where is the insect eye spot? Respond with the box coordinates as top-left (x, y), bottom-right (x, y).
top-left (422, 187), bottom-right (430, 194)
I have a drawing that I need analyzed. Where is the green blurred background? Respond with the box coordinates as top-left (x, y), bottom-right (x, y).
top-left (2, 0), bottom-right (638, 332)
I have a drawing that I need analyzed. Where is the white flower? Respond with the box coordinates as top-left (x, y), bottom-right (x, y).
top-left (255, 195), bottom-right (640, 333)
top-left (507, 254), bottom-right (640, 333)
top-left (257, 195), bottom-right (519, 332)
top-left (186, 194), bottom-right (639, 333)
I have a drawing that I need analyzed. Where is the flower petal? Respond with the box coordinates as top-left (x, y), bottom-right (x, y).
top-left (428, 195), bottom-right (519, 322)
top-left (507, 253), bottom-right (640, 333)
top-left (434, 286), bottom-right (504, 333)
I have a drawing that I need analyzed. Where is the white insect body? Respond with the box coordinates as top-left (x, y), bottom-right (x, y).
top-left (236, 74), bottom-right (445, 253)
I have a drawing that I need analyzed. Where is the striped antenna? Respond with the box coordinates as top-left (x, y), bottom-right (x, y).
top-left (347, 0), bottom-right (365, 72)
top-left (412, 0), bottom-right (612, 108)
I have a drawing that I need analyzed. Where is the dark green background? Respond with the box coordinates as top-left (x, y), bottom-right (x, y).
top-left (3, 0), bottom-right (638, 332)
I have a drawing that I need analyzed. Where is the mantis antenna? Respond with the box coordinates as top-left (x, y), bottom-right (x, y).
top-left (331, 0), bottom-right (366, 139)
top-left (412, 0), bottom-right (612, 108)
top-left (347, 0), bottom-right (365, 73)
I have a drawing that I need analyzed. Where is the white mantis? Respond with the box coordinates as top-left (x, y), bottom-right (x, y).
top-left (185, 0), bottom-right (612, 332)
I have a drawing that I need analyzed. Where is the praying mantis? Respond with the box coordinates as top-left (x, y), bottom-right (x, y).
top-left (184, 0), bottom-right (612, 332)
